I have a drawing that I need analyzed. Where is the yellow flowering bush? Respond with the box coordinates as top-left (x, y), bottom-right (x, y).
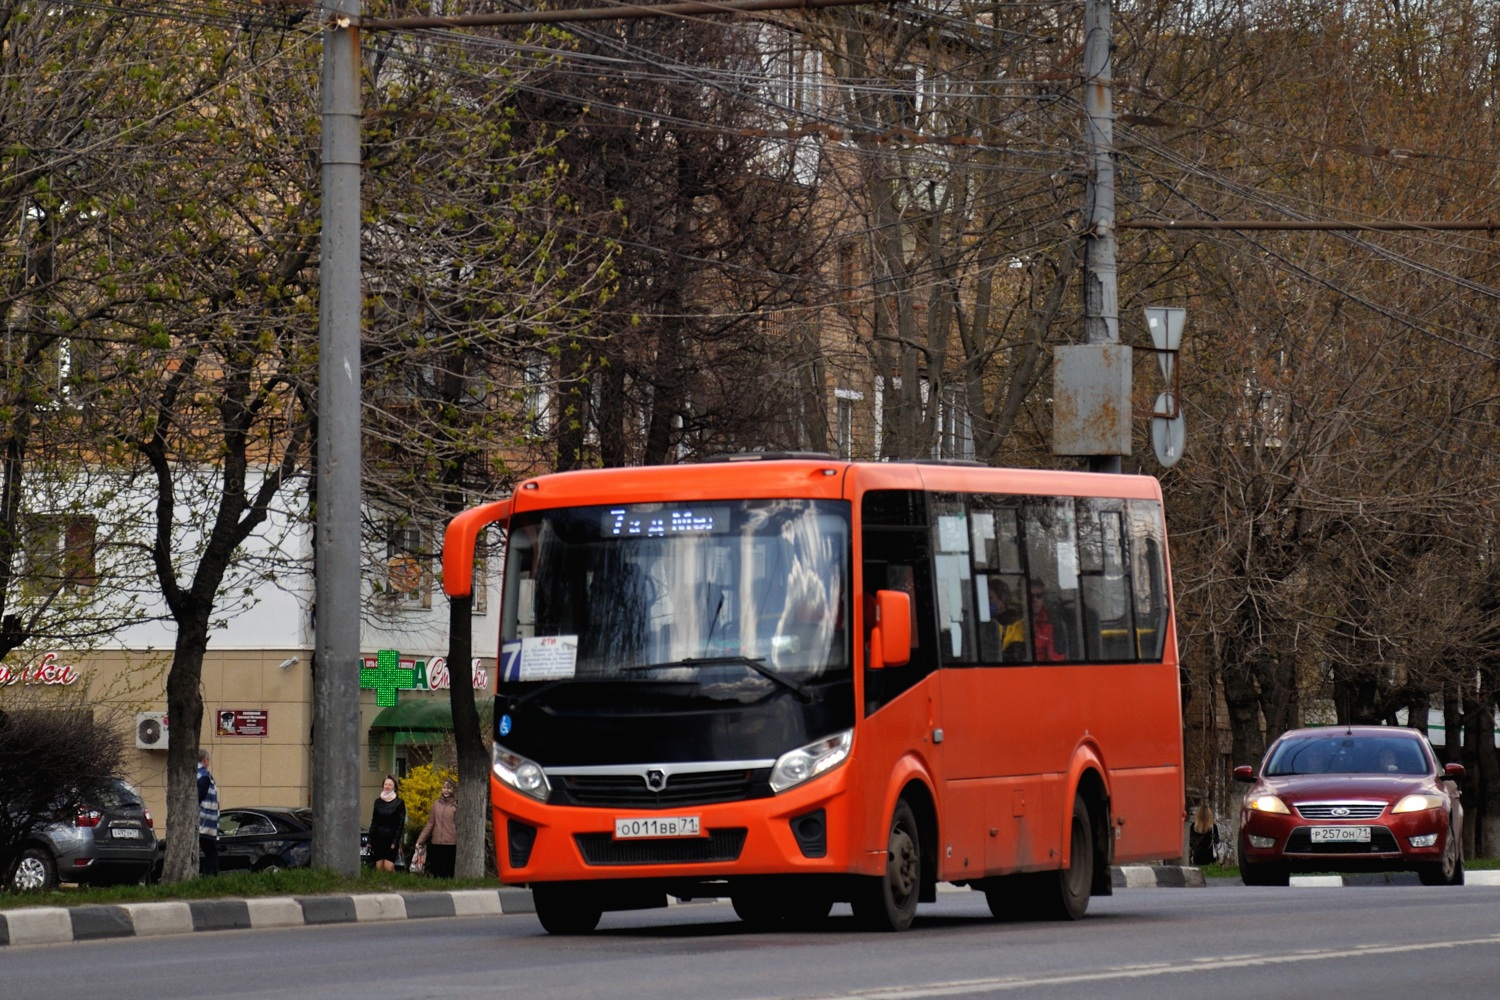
top-left (399, 763), bottom-right (457, 837)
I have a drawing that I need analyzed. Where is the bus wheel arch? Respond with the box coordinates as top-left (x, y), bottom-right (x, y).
top-left (853, 782), bottom-right (936, 931)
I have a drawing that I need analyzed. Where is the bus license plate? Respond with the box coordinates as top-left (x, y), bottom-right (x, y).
top-left (614, 816), bottom-right (701, 840)
top-left (1310, 826), bottom-right (1370, 843)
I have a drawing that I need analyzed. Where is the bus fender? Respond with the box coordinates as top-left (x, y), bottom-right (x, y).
top-left (860, 752), bottom-right (937, 877)
top-left (1062, 741), bottom-right (1111, 868)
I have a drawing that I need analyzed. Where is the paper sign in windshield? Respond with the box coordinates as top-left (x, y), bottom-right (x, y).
top-left (501, 635), bottom-right (578, 682)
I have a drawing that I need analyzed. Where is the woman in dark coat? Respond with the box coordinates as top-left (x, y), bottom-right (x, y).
top-left (368, 774), bottom-right (407, 872)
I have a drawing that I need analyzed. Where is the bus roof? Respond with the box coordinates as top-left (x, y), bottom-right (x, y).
top-left (504, 458), bottom-right (1164, 511)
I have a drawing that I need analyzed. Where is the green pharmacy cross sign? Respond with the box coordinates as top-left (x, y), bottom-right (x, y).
top-left (360, 649), bottom-right (415, 708)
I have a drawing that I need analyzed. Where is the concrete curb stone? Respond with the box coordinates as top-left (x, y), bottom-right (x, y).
top-left (0, 887), bottom-right (534, 948)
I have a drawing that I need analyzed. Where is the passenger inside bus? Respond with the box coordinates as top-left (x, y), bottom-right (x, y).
top-left (981, 579), bottom-right (1027, 662)
top-left (1028, 580), bottom-right (1067, 662)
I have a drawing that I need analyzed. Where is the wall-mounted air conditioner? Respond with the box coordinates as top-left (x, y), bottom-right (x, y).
top-left (135, 712), bottom-right (169, 750)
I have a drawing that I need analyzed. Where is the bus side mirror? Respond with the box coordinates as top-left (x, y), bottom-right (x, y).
top-left (868, 589), bottom-right (911, 669)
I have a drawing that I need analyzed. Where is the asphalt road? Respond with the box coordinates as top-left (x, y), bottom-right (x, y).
top-left (10, 884), bottom-right (1500, 1000)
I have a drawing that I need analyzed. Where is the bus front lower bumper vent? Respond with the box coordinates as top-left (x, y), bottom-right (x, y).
top-left (574, 828), bottom-right (748, 866)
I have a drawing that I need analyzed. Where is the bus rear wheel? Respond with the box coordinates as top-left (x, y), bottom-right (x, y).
top-left (852, 799), bottom-right (921, 932)
top-left (533, 883), bottom-right (603, 935)
top-left (990, 794), bottom-right (1093, 921)
top-left (1044, 793), bottom-right (1094, 920)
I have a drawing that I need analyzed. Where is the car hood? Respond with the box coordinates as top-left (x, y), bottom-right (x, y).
top-left (1255, 773), bottom-right (1436, 801)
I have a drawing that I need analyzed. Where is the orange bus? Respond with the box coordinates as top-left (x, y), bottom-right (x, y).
top-left (442, 456), bottom-right (1183, 933)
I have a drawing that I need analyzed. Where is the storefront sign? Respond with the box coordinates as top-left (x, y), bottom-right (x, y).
top-left (358, 654), bottom-right (490, 698)
top-left (217, 709), bottom-right (268, 737)
top-left (0, 652), bottom-right (81, 687)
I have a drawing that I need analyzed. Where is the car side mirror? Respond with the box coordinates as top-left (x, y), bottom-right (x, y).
top-left (1444, 762), bottom-right (1465, 780)
top-left (1232, 765), bottom-right (1255, 783)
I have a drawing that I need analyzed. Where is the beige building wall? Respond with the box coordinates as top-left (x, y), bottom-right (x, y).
top-left (26, 647), bottom-right (480, 839)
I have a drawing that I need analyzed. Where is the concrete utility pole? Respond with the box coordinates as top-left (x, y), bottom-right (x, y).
top-left (1054, 0), bottom-right (1129, 472)
top-left (313, 0), bottom-right (363, 875)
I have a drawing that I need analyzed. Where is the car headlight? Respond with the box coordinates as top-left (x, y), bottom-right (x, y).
top-left (1246, 794), bottom-right (1290, 814)
top-left (770, 730), bottom-right (853, 793)
top-left (1392, 793), bottom-right (1444, 814)
top-left (492, 744), bottom-right (550, 801)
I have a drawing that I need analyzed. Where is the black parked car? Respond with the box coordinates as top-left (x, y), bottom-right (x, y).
top-left (153, 806), bottom-right (370, 877)
top-left (217, 807), bottom-right (317, 873)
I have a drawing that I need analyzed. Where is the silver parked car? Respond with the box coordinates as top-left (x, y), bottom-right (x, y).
top-left (9, 778), bottom-right (159, 891)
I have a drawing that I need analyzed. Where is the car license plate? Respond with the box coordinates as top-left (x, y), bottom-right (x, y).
top-left (111, 827), bottom-right (142, 839)
top-left (614, 816), bottom-right (701, 839)
top-left (1310, 826), bottom-right (1370, 843)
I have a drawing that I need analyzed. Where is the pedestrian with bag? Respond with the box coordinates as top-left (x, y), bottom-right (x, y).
top-left (368, 774), bottom-right (406, 873)
top-left (415, 778), bottom-right (458, 878)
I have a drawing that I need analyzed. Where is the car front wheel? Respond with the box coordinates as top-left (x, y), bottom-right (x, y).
top-left (1418, 821), bottom-right (1464, 886)
top-left (1238, 834), bottom-right (1289, 886)
top-left (10, 847), bottom-right (59, 892)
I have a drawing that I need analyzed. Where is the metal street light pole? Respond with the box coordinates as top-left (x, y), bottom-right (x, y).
top-left (313, 0), bottom-right (363, 875)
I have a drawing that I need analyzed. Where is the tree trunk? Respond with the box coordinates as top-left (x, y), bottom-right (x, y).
top-left (163, 614), bottom-right (210, 883)
top-left (447, 593), bottom-right (490, 878)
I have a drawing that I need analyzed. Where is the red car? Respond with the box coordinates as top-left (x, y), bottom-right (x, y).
top-left (1234, 725), bottom-right (1464, 886)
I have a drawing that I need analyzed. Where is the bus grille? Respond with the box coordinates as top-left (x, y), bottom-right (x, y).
top-left (574, 828), bottom-right (748, 866)
top-left (556, 769), bottom-right (769, 808)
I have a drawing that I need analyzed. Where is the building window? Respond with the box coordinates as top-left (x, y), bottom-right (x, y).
top-left (386, 524), bottom-right (430, 607)
top-left (936, 384), bottom-right (974, 460)
top-left (835, 387), bottom-right (864, 460)
top-left (25, 514), bottom-right (97, 589)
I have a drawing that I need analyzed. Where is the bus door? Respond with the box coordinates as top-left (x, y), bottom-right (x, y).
top-left (858, 488), bottom-right (943, 868)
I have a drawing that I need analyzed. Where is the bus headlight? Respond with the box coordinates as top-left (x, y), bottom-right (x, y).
top-left (493, 744), bottom-right (550, 802)
top-left (770, 730), bottom-right (852, 793)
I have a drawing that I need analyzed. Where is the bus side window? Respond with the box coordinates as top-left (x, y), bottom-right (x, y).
top-left (1128, 500), bottom-right (1168, 659)
top-left (970, 497), bottom-right (1028, 663)
top-left (1021, 498), bottom-right (1083, 662)
top-left (1077, 500), bottom-right (1135, 662)
top-left (930, 495), bottom-right (976, 664)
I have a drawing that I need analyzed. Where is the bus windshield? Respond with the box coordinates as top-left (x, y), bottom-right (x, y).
top-left (500, 499), bottom-right (851, 700)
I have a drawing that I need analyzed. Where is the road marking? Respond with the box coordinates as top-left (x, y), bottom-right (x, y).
top-left (752, 935), bottom-right (1500, 1000)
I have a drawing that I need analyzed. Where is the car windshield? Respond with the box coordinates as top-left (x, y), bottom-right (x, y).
top-left (1263, 734), bottom-right (1430, 776)
top-left (500, 499), bottom-right (851, 696)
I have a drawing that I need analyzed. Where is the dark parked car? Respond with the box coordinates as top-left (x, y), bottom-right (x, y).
top-left (8, 778), bottom-right (158, 891)
top-left (1235, 725), bottom-right (1464, 886)
top-left (156, 807), bottom-right (371, 876)
top-left (217, 807), bottom-right (317, 873)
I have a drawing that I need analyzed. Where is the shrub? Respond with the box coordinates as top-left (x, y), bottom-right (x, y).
top-left (398, 762), bottom-right (457, 841)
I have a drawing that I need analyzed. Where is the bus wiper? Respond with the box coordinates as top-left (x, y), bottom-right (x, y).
top-left (624, 656), bottom-right (816, 704)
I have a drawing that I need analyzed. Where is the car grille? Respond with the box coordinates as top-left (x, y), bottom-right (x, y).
top-left (574, 828), bottom-right (748, 866)
top-left (1285, 827), bottom-right (1401, 854)
top-left (554, 769), bottom-right (770, 808)
top-left (1294, 802), bottom-right (1387, 820)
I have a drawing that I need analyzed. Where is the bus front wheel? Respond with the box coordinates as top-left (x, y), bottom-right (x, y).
top-left (533, 883), bottom-right (603, 935)
top-left (852, 799), bottom-right (921, 931)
